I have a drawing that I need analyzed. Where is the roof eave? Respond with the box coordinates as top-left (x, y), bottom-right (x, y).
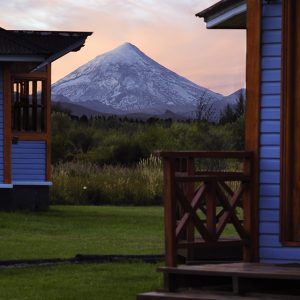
top-left (32, 35), bottom-right (91, 72)
top-left (196, 0), bottom-right (247, 30)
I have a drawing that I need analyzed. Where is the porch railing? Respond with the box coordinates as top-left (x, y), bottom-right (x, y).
top-left (157, 151), bottom-right (253, 267)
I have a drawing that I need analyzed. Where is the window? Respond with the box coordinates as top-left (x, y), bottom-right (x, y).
top-left (12, 78), bottom-right (46, 132)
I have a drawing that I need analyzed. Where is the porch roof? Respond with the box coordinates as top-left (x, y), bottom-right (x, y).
top-left (196, 0), bottom-right (246, 29)
top-left (0, 27), bottom-right (92, 69)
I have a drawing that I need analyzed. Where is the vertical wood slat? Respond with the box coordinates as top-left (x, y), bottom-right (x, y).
top-left (163, 157), bottom-right (177, 267)
top-left (24, 80), bottom-right (29, 131)
top-left (17, 82), bottom-right (21, 131)
top-left (206, 181), bottom-right (217, 241)
top-left (186, 157), bottom-right (195, 260)
top-left (32, 80), bottom-right (37, 131)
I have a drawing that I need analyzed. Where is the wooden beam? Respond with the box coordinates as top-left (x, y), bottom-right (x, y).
top-left (244, 0), bottom-right (261, 262)
top-left (12, 133), bottom-right (48, 140)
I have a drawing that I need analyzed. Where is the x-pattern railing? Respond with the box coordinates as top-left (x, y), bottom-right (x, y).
top-left (158, 151), bottom-right (253, 267)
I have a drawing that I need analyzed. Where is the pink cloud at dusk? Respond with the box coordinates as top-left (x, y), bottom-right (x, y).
top-left (0, 0), bottom-right (246, 95)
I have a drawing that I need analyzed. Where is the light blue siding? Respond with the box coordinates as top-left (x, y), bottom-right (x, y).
top-left (261, 70), bottom-right (281, 82)
top-left (260, 146), bottom-right (280, 159)
top-left (260, 210), bottom-right (279, 222)
top-left (262, 45), bottom-right (281, 57)
top-left (262, 3), bottom-right (282, 17)
top-left (260, 184), bottom-right (280, 197)
top-left (260, 121), bottom-right (280, 133)
top-left (260, 172), bottom-right (280, 184)
top-left (260, 235), bottom-right (281, 247)
top-left (12, 141), bottom-right (46, 182)
top-left (261, 95), bottom-right (280, 107)
top-left (258, 0), bottom-right (300, 263)
top-left (260, 133), bottom-right (280, 145)
top-left (262, 31), bottom-right (281, 44)
top-left (262, 17), bottom-right (282, 30)
top-left (0, 66), bottom-right (3, 183)
top-left (261, 83), bottom-right (281, 95)
top-left (260, 108), bottom-right (280, 120)
top-left (260, 159), bottom-right (280, 171)
top-left (260, 197), bottom-right (280, 210)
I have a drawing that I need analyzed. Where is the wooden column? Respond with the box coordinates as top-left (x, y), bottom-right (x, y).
top-left (46, 64), bottom-right (52, 181)
top-left (244, 0), bottom-right (262, 262)
top-left (3, 64), bottom-right (11, 184)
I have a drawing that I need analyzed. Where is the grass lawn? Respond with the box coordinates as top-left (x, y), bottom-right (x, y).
top-left (0, 262), bottom-right (162, 300)
top-left (0, 205), bottom-right (164, 260)
top-left (0, 205), bottom-right (239, 299)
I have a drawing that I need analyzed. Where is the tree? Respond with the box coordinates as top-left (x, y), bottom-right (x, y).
top-left (219, 91), bottom-right (246, 124)
top-left (196, 90), bottom-right (216, 122)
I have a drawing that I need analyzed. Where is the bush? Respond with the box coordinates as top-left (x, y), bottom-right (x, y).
top-left (51, 156), bottom-right (163, 206)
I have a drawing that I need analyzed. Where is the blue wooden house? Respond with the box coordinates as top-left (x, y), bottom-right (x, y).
top-left (139, 0), bottom-right (300, 299)
top-left (0, 28), bottom-right (91, 210)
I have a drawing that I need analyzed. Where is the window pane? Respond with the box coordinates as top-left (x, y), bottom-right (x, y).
top-left (11, 78), bottom-right (46, 132)
top-left (37, 81), bottom-right (42, 105)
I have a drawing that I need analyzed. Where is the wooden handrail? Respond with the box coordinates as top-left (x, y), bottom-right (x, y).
top-left (156, 150), bottom-right (253, 159)
top-left (161, 150), bottom-right (254, 267)
top-left (175, 172), bottom-right (251, 182)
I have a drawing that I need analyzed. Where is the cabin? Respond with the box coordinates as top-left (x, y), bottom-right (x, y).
top-left (0, 28), bottom-right (91, 210)
top-left (138, 0), bottom-right (300, 299)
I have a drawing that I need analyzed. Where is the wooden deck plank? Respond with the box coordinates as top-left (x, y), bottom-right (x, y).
top-left (159, 262), bottom-right (300, 280)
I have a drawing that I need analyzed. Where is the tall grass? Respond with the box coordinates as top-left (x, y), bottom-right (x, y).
top-left (51, 155), bottom-right (163, 205)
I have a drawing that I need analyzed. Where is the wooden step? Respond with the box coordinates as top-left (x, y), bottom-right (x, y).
top-left (137, 291), bottom-right (300, 300)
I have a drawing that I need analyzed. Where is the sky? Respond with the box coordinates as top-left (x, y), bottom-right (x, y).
top-left (0, 0), bottom-right (246, 95)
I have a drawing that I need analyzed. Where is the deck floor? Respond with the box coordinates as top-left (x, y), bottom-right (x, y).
top-left (154, 262), bottom-right (300, 298)
top-left (159, 262), bottom-right (300, 280)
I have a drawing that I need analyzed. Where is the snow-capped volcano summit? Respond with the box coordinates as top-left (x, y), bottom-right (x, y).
top-left (52, 43), bottom-right (223, 116)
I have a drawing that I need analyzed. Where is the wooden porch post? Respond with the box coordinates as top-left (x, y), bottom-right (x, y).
top-left (163, 157), bottom-right (177, 267)
top-left (244, 0), bottom-right (261, 262)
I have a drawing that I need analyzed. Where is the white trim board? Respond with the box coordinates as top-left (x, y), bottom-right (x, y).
top-left (12, 181), bottom-right (53, 186)
top-left (0, 184), bottom-right (13, 189)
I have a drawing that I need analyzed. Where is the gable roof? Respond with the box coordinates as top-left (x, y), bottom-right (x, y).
top-left (196, 0), bottom-right (246, 29)
top-left (0, 27), bottom-right (92, 69)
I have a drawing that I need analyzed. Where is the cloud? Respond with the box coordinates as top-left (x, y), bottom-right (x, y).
top-left (0, 0), bottom-right (246, 95)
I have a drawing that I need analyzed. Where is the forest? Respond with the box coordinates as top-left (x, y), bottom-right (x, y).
top-left (51, 98), bottom-right (245, 205)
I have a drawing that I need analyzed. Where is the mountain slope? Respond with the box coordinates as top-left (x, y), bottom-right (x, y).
top-left (52, 43), bottom-right (223, 117)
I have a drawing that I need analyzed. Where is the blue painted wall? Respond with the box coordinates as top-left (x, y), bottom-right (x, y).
top-left (0, 65), bottom-right (4, 184)
top-left (12, 141), bottom-right (46, 182)
top-left (259, 0), bottom-right (300, 263)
